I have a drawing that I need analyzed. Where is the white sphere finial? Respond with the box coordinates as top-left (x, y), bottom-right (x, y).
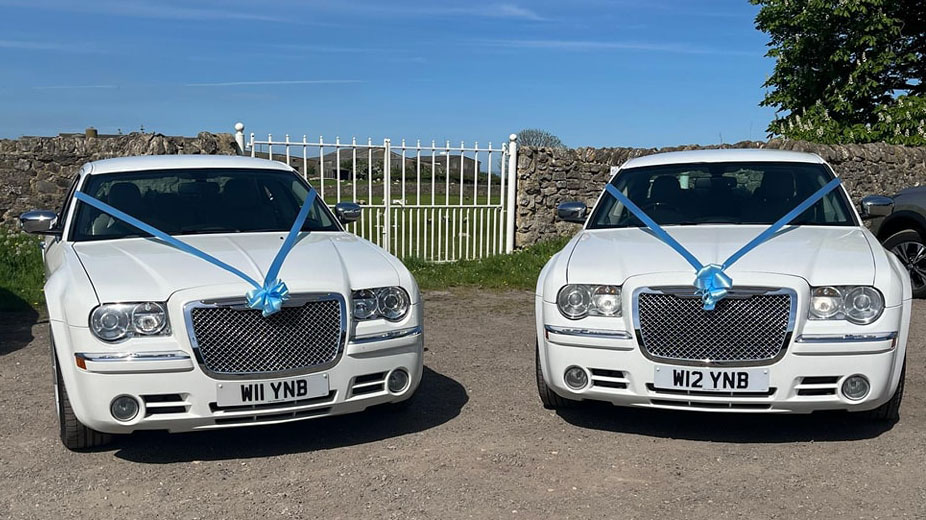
top-left (509, 133), bottom-right (518, 141)
top-left (234, 122), bottom-right (245, 132)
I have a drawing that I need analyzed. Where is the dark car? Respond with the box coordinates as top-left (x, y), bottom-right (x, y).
top-left (865, 187), bottom-right (926, 298)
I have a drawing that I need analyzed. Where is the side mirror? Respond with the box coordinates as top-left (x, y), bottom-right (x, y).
top-left (19, 210), bottom-right (59, 235)
top-left (860, 195), bottom-right (894, 220)
top-left (556, 201), bottom-right (588, 224)
top-left (334, 202), bottom-right (362, 224)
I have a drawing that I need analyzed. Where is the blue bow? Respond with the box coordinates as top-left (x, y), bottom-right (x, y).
top-left (75, 186), bottom-right (318, 317)
top-left (693, 264), bottom-right (733, 310)
top-left (247, 279), bottom-right (290, 317)
top-left (605, 177), bottom-right (843, 310)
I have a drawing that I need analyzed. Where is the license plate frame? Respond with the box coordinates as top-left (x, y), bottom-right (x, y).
top-left (653, 365), bottom-right (769, 393)
top-left (216, 373), bottom-right (329, 407)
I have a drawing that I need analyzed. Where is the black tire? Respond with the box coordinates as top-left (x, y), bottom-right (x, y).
top-left (862, 362), bottom-right (905, 423)
top-left (535, 341), bottom-right (577, 410)
top-left (883, 229), bottom-right (926, 299)
top-left (52, 343), bottom-right (112, 451)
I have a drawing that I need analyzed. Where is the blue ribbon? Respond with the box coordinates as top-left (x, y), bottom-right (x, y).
top-left (74, 187), bottom-right (319, 317)
top-left (605, 177), bottom-right (843, 310)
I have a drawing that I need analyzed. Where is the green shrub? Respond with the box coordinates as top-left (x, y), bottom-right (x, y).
top-left (0, 226), bottom-right (45, 312)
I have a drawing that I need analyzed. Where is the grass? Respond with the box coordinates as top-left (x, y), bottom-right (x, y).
top-left (0, 226), bottom-right (45, 312)
top-left (405, 236), bottom-right (572, 291)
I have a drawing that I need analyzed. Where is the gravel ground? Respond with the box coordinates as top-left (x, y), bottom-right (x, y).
top-left (1, 290), bottom-right (924, 519)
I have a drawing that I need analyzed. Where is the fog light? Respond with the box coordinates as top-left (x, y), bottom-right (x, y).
top-left (110, 395), bottom-right (139, 422)
top-left (388, 369), bottom-right (410, 393)
top-left (564, 366), bottom-right (588, 390)
top-left (842, 375), bottom-right (870, 401)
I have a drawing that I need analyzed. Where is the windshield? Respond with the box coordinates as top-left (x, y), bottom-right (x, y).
top-left (587, 161), bottom-right (856, 229)
top-left (70, 168), bottom-right (340, 241)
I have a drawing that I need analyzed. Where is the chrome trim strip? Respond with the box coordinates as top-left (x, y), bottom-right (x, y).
top-left (544, 325), bottom-right (633, 339)
top-left (75, 351), bottom-right (191, 362)
top-left (182, 292), bottom-right (348, 380)
top-left (351, 326), bottom-right (423, 344)
top-left (631, 286), bottom-right (798, 367)
top-left (795, 332), bottom-right (897, 343)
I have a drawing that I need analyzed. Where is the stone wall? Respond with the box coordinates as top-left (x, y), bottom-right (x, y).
top-left (515, 140), bottom-right (926, 246)
top-left (0, 132), bottom-right (239, 223)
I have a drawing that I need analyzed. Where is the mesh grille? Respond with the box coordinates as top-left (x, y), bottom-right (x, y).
top-left (190, 298), bottom-right (342, 376)
top-left (637, 291), bottom-right (791, 364)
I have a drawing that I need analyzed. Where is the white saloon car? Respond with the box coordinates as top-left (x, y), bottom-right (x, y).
top-left (21, 155), bottom-right (423, 450)
top-left (536, 150), bottom-right (911, 420)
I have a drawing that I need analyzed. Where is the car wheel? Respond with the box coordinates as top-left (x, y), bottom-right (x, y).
top-left (52, 342), bottom-right (112, 451)
top-left (883, 230), bottom-right (926, 298)
top-left (862, 362), bottom-right (905, 423)
top-left (535, 341), bottom-right (577, 410)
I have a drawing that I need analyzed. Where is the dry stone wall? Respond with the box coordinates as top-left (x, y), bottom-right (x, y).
top-left (516, 140), bottom-right (926, 247)
top-left (0, 132), bottom-right (239, 223)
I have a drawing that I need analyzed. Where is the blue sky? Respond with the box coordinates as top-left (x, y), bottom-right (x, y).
top-left (0, 0), bottom-right (775, 147)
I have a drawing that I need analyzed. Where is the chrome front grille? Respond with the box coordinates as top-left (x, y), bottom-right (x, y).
top-left (186, 294), bottom-right (346, 378)
top-left (634, 288), bottom-right (794, 366)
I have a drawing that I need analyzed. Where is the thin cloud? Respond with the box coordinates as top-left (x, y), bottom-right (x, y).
top-left (305, 1), bottom-right (547, 21)
top-left (0, 39), bottom-right (107, 53)
top-left (34, 84), bottom-right (118, 90)
top-left (184, 79), bottom-right (365, 87)
top-left (0, 0), bottom-right (300, 24)
top-left (477, 39), bottom-right (757, 56)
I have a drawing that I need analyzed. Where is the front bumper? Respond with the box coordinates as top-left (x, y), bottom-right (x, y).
top-left (537, 291), bottom-right (910, 414)
top-left (54, 311), bottom-right (424, 435)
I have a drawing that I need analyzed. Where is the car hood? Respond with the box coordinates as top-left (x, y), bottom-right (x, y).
top-left (566, 226), bottom-right (876, 287)
top-left (72, 232), bottom-right (400, 303)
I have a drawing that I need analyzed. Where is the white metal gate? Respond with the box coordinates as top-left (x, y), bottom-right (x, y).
top-left (236, 124), bottom-right (517, 262)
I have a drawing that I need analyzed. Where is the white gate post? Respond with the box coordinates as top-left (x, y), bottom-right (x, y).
top-left (234, 122), bottom-right (246, 154)
top-left (383, 138), bottom-right (392, 253)
top-left (505, 133), bottom-right (518, 253)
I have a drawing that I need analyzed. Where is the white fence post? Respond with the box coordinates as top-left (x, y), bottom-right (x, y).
top-left (383, 138), bottom-right (392, 253)
top-left (234, 122), bottom-right (246, 154)
top-left (505, 133), bottom-right (518, 253)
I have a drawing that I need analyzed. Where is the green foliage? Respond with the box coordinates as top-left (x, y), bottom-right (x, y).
top-left (0, 226), bottom-right (45, 312)
top-left (405, 236), bottom-right (572, 291)
top-left (752, 0), bottom-right (926, 144)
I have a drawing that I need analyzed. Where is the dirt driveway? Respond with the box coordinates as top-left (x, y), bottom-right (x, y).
top-left (1, 290), bottom-right (924, 519)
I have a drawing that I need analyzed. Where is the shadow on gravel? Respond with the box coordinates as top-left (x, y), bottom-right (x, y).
top-left (113, 365), bottom-right (467, 463)
top-left (557, 401), bottom-right (895, 442)
top-left (0, 290), bottom-right (40, 356)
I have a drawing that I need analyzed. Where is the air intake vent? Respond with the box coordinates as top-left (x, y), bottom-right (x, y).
top-left (141, 393), bottom-right (190, 416)
top-left (350, 372), bottom-right (387, 397)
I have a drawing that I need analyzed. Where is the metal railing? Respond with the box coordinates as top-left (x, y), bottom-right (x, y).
top-left (235, 123), bottom-right (517, 261)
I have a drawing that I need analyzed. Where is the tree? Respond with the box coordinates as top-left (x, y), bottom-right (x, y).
top-left (517, 129), bottom-right (566, 148)
top-left (752, 0), bottom-right (926, 144)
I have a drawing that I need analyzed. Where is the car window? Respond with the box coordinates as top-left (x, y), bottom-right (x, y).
top-left (70, 168), bottom-right (340, 242)
top-left (56, 174), bottom-right (81, 231)
top-left (588, 161), bottom-right (856, 228)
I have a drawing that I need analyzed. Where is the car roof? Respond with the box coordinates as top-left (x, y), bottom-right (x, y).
top-left (83, 155), bottom-right (294, 175)
top-left (621, 149), bottom-right (826, 169)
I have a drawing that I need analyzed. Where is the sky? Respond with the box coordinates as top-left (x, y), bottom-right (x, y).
top-left (0, 0), bottom-right (776, 148)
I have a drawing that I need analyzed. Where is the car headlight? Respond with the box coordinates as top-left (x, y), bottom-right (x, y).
top-left (89, 302), bottom-right (170, 342)
top-left (557, 284), bottom-right (622, 319)
top-left (809, 286), bottom-right (884, 325)
top-left (351, 287), bottom-right (411, 321)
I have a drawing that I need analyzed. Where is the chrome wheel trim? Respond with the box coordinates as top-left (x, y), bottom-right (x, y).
top-left (891, 240), bottom-right (926, 291)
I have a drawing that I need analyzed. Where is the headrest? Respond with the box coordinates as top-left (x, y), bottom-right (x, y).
top-left (107, 182), bottom-right (142, 210)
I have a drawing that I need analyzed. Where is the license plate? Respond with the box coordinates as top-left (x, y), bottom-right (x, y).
top-left (216, 373), bottom-right (329, 407)
top-left (653, 365), bottom-right (769, 393)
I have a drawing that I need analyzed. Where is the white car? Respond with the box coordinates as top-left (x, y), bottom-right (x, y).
top-left (20, 155), bottom-right (423, 450)
top-left (536, 149), bottom-right (911, 420)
